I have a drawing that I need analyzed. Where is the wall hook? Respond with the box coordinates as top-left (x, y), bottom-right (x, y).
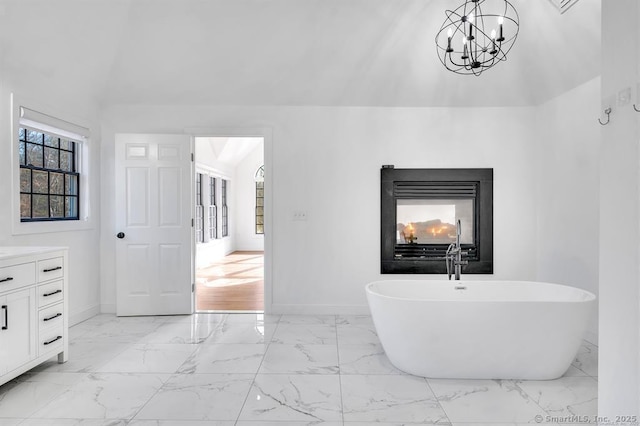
top-left (634, 104), bottom-right (640, 112)
top-left (598, 107), bottom-right (612, 126)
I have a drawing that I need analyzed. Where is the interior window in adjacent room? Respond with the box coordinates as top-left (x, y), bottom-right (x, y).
top-left (195, 172), bottom-right (204, 242)
top-left (255, 165), bottom-right (264, 234)
top-left (209, 176), bottom-right (217, 239)
top-left (221, 179), bottom-right (228, 237)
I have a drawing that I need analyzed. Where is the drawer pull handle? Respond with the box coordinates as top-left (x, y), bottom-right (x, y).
top-left (43, 266), bottom-right (62, 273)
top-left (43, 336), bottom-right (62, 345)
top-left (0, 277), bottom-right (14, 283)
top-left (1, 305), bottom-right (7, 330)
top-left (43, 289), bottom-right (62, 297)
top-left (43, 313), bottom-right (62, 322)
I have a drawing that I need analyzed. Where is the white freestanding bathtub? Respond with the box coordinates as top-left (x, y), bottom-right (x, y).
top-left (366, 280), bottom-right (595, 380)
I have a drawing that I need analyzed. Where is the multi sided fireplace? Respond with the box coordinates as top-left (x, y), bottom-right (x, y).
top-left (380, 166), bottom-right (493, 274)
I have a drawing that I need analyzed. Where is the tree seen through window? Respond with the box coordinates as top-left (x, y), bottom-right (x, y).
top-left (19, 128), bottom-right (79, 221)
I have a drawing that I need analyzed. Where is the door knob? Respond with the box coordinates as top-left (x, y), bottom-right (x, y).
top-left (116, 232), bottom-right (125, 239)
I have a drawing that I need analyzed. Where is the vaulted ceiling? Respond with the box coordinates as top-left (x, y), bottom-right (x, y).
top-left (196, 137), bottom-right (262, 167)
top-left (0, 0), bottom-right (600, 108)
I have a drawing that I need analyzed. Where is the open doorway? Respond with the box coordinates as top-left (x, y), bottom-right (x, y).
top-left (194, 136), bottom-right (265, 312)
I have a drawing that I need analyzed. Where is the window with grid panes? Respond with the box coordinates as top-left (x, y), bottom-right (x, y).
top-left (255, 165), bottom-right (264, 234)
top-left (195, 173), bottom-right (204, 242)
top-left (209, 176), bottom-right (217, 239)
top-left (221, 179), bottom-right (228, 237)
top-left (19, 128), bottom-right (79, 221)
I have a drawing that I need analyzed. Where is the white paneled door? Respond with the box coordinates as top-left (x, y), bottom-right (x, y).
top-left (115, 134), bottom-right (193, 316)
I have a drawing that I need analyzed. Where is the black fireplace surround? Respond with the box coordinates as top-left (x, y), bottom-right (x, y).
top-left (381, 166), bottom-right (493, 274)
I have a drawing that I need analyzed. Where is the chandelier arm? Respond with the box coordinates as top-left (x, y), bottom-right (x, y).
top-left (445, 50), bottom-right (470, 71)
top-left (442, 59), bottom-right (467, 74)
top-left (445, 52), bottom-right (460, 67)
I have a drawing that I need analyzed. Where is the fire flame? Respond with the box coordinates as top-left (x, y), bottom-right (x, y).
top-left (402, 221), bottom-right (456, 242)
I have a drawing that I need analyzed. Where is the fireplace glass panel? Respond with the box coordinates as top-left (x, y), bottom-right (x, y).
top-left (396, 199), bottom-right (474, 245)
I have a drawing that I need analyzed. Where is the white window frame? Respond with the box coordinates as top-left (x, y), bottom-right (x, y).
top-left (194, 164), bottom-right (230, 244)
top-left (221, 178), bottom-right (229, 238)
top-left (208, 175), bottom-right (218, 240)
top-left (195, 172), bottom-right (205, 243)
top-left (10, 93), bottom-right (94, 235)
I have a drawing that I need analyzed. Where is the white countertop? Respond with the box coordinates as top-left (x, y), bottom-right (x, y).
top-left (0, 246), bottom-right (68, 261)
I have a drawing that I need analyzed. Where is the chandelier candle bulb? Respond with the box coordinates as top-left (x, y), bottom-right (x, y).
top-left (447, 28), bottom-right (453, 52)
top-left (497, 16), bottom-right (505, 41)
top-left (490, 29), bottom-right (497, 54)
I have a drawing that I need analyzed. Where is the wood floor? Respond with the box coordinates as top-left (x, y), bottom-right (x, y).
top-left (195, 251), bottom-right (264, 311)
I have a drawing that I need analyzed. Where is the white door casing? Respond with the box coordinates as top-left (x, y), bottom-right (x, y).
top-left (115, 134), bottom-right (192, 316)
top-left (186, 126), bottom-right (273, 313)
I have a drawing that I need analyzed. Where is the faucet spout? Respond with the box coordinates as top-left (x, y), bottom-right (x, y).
top-left (445, 243), bottom-right (456, 280)
top-left (446, 220), bottom-right (467, 280)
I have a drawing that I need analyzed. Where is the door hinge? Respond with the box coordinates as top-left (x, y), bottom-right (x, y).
top-left (192, 283), bottom-right (195, 292)
top-left (191, 218), bottom-right (194, 227)
top-left (191, 153), bottom-right (194, 162)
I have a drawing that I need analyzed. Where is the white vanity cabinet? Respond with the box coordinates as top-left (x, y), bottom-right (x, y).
top-left (0, 247), bottom-right (68, 386)
top-left (0, 288), bottom-right (36, 375)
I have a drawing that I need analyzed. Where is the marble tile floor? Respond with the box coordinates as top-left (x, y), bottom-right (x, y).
top-left (0, 313), bottom-right (598, 425)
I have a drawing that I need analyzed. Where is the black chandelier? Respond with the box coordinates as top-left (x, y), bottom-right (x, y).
top-left (435, 0), bottom-right (519, 76)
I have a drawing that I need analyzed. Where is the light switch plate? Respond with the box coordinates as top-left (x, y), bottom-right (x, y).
top-left (292, 211), bottom-right (308, 221)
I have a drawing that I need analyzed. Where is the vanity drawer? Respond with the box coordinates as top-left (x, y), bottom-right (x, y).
top-left (38, 303), bottom-right (64, 329)
top-left (37, 280), bottom-right (64, 307)
top-left (37, 257), bottom-right (64, 282)
top-left (38, 323), bottom-right (64, 356)
top-left (0, 262), bottom-right (36, 292)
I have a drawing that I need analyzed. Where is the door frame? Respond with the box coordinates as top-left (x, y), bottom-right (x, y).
top-left (186, 127), bottom-right (273, 314)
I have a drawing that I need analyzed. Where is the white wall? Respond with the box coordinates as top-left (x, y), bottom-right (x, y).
top-left (235, 143), bottom-right (264, 251)
top-left (100, 104), bottom-right (537, 313)
top-left (535, 77), bottom-right (601, 344)
top-left (598, 0), bottom-right (640, 417)
top-left (0, 77), bottom-right (102, 325)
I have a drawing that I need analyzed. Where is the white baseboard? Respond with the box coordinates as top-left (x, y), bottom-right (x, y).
top-left (69, 304), bottom-right (101, 326)
top-left (269, 304), bottom-right (370, 315)
top-left (100, 303), bottom-right (116, 314)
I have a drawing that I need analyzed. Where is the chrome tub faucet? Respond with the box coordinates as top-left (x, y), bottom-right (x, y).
top-left (446, 219), bottom-right (468, 280)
